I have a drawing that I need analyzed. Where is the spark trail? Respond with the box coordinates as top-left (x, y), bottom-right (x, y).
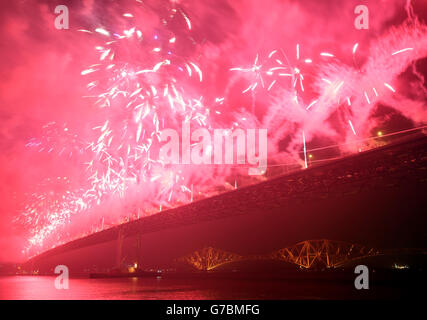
top-left (17, 1), bottom-right (427, 256)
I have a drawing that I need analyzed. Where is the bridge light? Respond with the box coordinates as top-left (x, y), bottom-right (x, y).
top-left (392, 263), bottom-right (409, 270)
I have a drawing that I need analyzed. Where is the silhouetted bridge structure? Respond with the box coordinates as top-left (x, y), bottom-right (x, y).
top-left (25, 133), bottom-right (427, 273)
top-left (177, 240), bottom-right (381, 271)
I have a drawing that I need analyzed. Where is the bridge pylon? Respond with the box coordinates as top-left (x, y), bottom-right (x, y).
top-left (177, 247), bottom-right (243, 271)
top-left (116, 228), bottom-right (125, 270)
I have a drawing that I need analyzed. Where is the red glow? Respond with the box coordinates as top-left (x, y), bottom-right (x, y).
top-left (0, 0), bottom-right (426, 261)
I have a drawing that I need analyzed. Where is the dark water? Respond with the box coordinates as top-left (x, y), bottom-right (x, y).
top-left (0, 275), bottom-right (415, 300)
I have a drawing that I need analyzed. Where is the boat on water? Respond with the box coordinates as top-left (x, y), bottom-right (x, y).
top-left (89, 269), bottom-right (160, 278)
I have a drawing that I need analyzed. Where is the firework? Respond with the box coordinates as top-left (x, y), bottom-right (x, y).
top-left (18, 2), bottom-right (427, 255)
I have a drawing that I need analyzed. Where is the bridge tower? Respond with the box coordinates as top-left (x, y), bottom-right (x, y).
top-left (116, 228), bottom-right (124, 270)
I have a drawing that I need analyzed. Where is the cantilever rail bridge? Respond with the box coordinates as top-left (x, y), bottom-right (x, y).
top-left (25, 133), bottom-right (427, 273)
top-left (177, 240), bottom-right (381, 271)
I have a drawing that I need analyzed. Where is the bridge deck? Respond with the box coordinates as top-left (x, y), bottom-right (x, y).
top-left (26, 133), bottom-right (427, 271)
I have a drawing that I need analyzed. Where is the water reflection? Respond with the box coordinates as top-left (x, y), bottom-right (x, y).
top-left (0, 275), bottom-right (410, 300)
